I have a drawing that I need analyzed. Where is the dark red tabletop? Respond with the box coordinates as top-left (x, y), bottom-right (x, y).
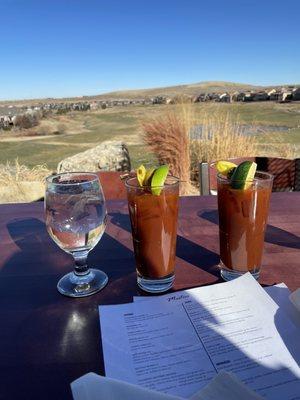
top-left (1, 193), bottom-right (300, 400)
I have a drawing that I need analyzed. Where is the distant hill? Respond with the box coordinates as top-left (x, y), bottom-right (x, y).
top-left (93, 81), bottom-right (266, 100)
top-left (1, 81), bottom-right (298, 105)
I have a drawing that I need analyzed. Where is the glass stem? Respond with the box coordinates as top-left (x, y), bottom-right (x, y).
top-left (73, 251), bottom-right (89, 276)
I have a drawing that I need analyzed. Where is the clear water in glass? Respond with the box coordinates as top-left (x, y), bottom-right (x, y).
top-left (45, 172), bottom-right (108, 297)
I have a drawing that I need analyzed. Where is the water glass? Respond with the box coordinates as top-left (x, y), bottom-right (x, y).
top-left (45, 172), bottom-right (108, 297)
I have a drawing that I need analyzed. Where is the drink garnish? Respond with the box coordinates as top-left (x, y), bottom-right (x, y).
top-left (230, 161), bottom-right (257, 189)
top-left (137, 165), bottom-right (146, 187)
top-left (216, 161), bottom-right (237, 177)
top-left (151, 165), bottom-right (169, 195)
top-left (135, 164), bottom-right (169, 195)
top-left (144, 167), bottom-right (156, 186)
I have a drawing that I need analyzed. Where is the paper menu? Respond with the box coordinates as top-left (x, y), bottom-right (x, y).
top-left (100, 297), bottom-right (218, 397)
top-left (133, 280), bottom-right (300, 362)
top-left (99, 274), bottom-right (300, 399)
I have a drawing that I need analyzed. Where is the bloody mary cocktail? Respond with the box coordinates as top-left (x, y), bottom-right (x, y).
top-left (217, 170), bottom-right (273, 281)
top-left (126, 175), bottom-right (179, 293)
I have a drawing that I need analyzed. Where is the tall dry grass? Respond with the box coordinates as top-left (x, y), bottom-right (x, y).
top-left (142, 107), bottom-right (193, 195)
top-left (142, 105), bottom-right (258, 194)
top-left (256, 131), bottom-right (299, 159)
top-left (0, 160), bottom-right (51, 203)
top-left (277, 144), bottom-right (299, 159)
top-left (0, 160), bottom-right (50, 183)
top-left (190, 111), bottom-right (257, 165)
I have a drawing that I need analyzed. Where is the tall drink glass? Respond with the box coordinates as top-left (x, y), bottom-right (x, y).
top-left (45, 172), bottom-right (108, 297)
top-left (125, 176), bottom-right (179, 293)
top-left (217, 171), bottom-right (273, 281)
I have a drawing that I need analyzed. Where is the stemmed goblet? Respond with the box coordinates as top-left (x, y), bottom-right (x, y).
top-left (45, 172), bottom-right (108, 297)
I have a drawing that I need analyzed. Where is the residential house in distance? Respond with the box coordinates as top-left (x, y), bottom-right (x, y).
top-left (232, 91), bottom-right (245, 101)
top-left (90, 102), bottom-right (99, 110)
top-left (193, 93), bottom-right (208, 102)
top-left (252, 91), bottom-right (269, 101)
top-left (279, 87), bottom-right (293, 103)
top-left (207, 93), bottom-right (220, 101)
top-left (268, 89), bottom-right (281, 101)
top-left (152, 95), bottom-right (171, 104)
top-left (243, 92), bottom-right (255, 102)
top-left (292, 87), bottom-right (300, 101)
top-left (219, 93), bottom-right (231, 102)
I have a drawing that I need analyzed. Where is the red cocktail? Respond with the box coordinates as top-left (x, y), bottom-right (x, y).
top-left (126, 176), bottom-right (179, 292)
top-left (217, 171), bottom-right (273, 280)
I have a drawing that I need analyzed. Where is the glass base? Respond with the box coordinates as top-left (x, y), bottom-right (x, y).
top-left (57, 268), bottom-right (108, 298)
top-left (137, 273), bottom-right (174, 293)
top-left (220, 263), bottom-right (260, 281)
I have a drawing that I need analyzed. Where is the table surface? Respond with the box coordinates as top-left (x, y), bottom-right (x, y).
top-left (1, 193), bottom-right (300, 400)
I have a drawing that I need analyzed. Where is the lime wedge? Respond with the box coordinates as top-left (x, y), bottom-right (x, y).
top-left (216, 160), bottom-right (237, 177)
top-left (230, 161), bottom-right (257, 189)
top-left (136, 165), bottom-right (146, 187)
top-left (144, 167), bottom-right (155, 186)
top-left (151, 165), bottom-right (169, 195)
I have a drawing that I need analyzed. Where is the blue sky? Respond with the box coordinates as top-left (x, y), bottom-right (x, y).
top-left (0, 0), bottom-right (299, 100)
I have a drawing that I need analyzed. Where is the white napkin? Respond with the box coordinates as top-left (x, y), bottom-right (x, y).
top-left (290, 288), bottom-right (300, 313)
top-left (190, 371), bottom-right (263, 400)
top-left (71, 373), bottom-right (184, 400)
top-left (266, 284), bottom-right (300, 328)
top-left (71, 371), bottom-right (263, 400)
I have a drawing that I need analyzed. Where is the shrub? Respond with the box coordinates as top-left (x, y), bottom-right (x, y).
top-left (13, 114), bottom-right (34, 129)
top-left (142, 106), bottom-right (192, 195)
top-left (141, 105), bottom-right (258, 194)
top-left (190, 111), bottom-right (257, 164)
top-left (0, 160), bottom-right (51, 203)
top-left (54, 123), bottom-right (67, 135)
top-left (13, 113), bottom-right (40, 129)
top-left (1, 125), bottom-right (12, 131)
top-left (36, 124), bottom-right (53, 136)
top-left (0, 159), bottom-right (50, 183)
top-left (57, 108), bottom-right (69, 115)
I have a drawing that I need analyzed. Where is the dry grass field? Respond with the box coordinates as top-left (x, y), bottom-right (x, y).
top-left (0, 101), bottom-right (299, 172)
top-left (0, 100), bottom-right (299, 202)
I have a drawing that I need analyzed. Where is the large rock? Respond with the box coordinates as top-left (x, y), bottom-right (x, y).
top-left (57, 141), bottom-right (131, 173)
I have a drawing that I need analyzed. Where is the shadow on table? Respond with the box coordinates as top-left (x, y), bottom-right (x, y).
top-left (109, 212), bottom-right (220, 278)
top-left (176, 236), bottom-right (220, 278)
top-left (0, 218), bottom-right (73, 309)
top-left (109, 211), bottom-right (132, 233)
top-left (89, 231), bottom-right (136, 292)
top-left (4, 217), bottom-right (71, 275)
top-left (265, 225), bottom-right (300, 249)
top-left (199, 210), bottom-right (300, 249)
top-left (1, 217), bottom-right (137, 306)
